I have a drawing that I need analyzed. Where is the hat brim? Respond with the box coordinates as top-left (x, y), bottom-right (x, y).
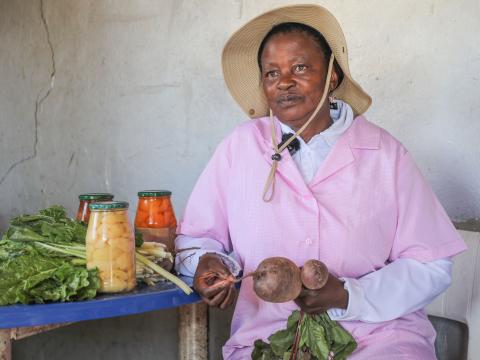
top-left (222, 4), bottom-right (372, 118)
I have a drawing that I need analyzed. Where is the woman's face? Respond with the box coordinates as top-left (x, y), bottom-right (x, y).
top-left (260, 31), bottom-right (332, 130)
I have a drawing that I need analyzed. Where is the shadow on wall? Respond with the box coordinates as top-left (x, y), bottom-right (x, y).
top-left (435, 158), bottom-right (480, 224)
top-left (209, 306), bottom-right (235, 359)
top-left (12, 306), bottom-right (236, 360)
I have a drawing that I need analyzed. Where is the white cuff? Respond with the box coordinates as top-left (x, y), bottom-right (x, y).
top-left (174, 235), bottom-right (242, 277)
top-left (328, 258), bottom-right (452, 323)
top-left (327, 278), bottom-right (365, 321)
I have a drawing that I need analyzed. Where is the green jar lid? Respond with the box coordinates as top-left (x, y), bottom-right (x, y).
top-left (138, 190), bottom-right (172, 197)
top-left (89, 201), bottom-right (129, 210)
top-left (79, 193), bottom-right (114, 201)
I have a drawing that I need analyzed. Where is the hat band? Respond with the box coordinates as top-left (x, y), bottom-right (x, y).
top-left (262, 54), bottom-right (335, 202)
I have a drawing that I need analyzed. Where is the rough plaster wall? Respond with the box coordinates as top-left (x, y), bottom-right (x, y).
top-left (1, 0), bottom-right (479, 359)
top-left (1, 0), bottom-right (479, 229)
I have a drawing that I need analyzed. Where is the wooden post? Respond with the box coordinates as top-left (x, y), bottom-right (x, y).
top-left (0, 329), bottom-right (11, 360)
top-left (178, 302), bottom-right (208, 360)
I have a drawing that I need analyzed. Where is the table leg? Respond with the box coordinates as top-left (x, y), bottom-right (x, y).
top-left (178, 302), bottom-right (208, 360)
top-left (0, 329), bottom-right (11, 360)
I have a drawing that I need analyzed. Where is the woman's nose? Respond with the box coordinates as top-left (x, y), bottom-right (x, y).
top-left (277, 73), bottom-right (296, 90)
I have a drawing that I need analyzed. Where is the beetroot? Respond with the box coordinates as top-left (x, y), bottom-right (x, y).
top-left (300, 259), bottom-right (329, 290)
top-left (250, 257), bottom-right (302, 303)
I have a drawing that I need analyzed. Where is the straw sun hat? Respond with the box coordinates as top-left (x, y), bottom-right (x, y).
top-left (222, 4), bottom-right (372, 118)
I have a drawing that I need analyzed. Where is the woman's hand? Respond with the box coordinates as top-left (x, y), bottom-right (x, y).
top-left (294, 273), bottom-right (349, 314)
top-left (193, 253), bottom-right (237, 309)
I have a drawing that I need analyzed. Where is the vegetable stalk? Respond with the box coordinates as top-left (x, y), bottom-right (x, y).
top-left (136, 252), bottom-right (192, 295)
top-left (34, 240), bottom-right (192, 295)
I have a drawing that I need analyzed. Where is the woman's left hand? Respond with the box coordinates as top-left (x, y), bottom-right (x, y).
top-left (294, 273), bottom-right (349, 314)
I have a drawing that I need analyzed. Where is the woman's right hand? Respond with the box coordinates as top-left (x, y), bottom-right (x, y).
top-left (193, 253), bottom-right (237, 309)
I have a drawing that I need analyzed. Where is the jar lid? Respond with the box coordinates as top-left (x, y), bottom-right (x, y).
top-left (89, 201), bottom-right (129, 210)
top-left (138, 190), bottom-right (172, 197)
top-left (79, 193), bottom-right (114, 201)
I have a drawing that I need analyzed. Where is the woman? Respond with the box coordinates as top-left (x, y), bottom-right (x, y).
top-left (175, 4), bottom-right (466, 359)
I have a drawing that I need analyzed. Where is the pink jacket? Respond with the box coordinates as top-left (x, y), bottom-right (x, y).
top-left (178, 116), bottom-right (466, 359)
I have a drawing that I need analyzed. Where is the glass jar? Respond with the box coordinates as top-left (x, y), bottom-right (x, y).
top-left (134, 190), bottom-right (177, 251)
top-left (85, 201), bottom-right (136, 293)
top-left (76, 193), bottom-right (114, 223)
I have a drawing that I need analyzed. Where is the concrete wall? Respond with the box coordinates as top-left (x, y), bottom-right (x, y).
top-left (1, 0), bottom-right (479, 359)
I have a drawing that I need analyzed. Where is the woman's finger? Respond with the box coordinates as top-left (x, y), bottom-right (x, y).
top-left (201, 279), bottom-right (230, 298)
top-left (219, 286), bottom-right (236, 309)
top-left (296, 287), bottom-right (317, 300)
top-left (294, 297), bottom-right (305, 309)
top-left (207, 287), bottom-right (228, 307)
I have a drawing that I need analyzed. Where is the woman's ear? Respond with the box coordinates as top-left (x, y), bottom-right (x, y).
top-left (329, 67), bottom-right (340, 92)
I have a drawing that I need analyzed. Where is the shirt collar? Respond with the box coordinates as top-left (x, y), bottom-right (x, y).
top-left (278, 100), bottom-right (354, 147)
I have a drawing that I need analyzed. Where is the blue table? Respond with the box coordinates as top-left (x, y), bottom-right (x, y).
top-left (0, 279), bottom-right (206, 360)
top-left (0, 280), bottom-right (200, 329)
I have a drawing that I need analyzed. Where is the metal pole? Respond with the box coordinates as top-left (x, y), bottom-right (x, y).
top-left (0, 329), bottom-right (11, 360)
top-left (178, 302), bottom-right (208, 360)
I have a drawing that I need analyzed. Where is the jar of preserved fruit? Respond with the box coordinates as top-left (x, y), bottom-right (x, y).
top-left (134, 190), bottom-right (177, 251)
top-left (76, 193), bottom-right (114, 223)
top-left (86, 201), bottom-right (136, 293)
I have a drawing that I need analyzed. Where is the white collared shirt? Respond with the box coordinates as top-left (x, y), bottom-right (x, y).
top-left (279, 99), bottom-right (354, 183)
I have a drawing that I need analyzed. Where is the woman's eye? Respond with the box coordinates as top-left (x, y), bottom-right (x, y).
top-left (294, 64), bottom-right (307, 73)
top-left (265, 70), bottom-right (279, 79)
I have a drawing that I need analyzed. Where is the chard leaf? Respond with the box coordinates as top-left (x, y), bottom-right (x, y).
top-left (252, 339), bottom-right (279, 360)
top-left (0, 246), bottom-right (98, 305)
top-left (301, 315), bottom-right (329, 360)
top-left (0, 206), bottom-right (100, 305)
top-left (252, 311), bottom-right (357, 360)
top-left (268, 310), bottom-right (303, 357)
top-left (39, 205), bottom-right (67, 220)
top-left (317, 313), bottom-right (357, 360)
top-left (7, 226), bottom-right (48, 242)
top-left (269, 328), bottom-right (296, 356)
top-left (286, 310), bottom-right (301, 329)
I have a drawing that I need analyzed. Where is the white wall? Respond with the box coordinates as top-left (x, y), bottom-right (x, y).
top-left (1, 1), bottom-right (479, 359)
top-left (1, 0), bottom-right (479, 229)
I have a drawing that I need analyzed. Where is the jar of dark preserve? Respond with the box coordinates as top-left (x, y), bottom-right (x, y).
top-left (76, 193), bottom-right (114, 223)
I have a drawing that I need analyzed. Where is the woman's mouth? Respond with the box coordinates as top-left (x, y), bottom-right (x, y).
top-left (276, 94), bottom-right (303, 107)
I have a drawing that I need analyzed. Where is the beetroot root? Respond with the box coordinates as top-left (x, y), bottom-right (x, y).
top-left (251, 257), bottom-right (302, 303)
top-left (300, 259), bottom-right (329, 290)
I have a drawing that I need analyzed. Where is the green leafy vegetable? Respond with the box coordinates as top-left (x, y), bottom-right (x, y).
top-left (5, 205), bottom-right (86, 245)
top-left (252, 310), bottom-right (357, 360)
top-left (134, 231), bottom-right (144, 248)
top-left (0, 206), bottom-right (99, 305)
top-left (1, 205), bottom-right (192, 303)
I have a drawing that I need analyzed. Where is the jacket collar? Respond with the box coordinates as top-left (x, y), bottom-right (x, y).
top-left (311, 116), bottom-right (381, 184)
top-left (255, 115), bottom-right (380, 151)
top-left (255, 115), bottom-right (381, 189)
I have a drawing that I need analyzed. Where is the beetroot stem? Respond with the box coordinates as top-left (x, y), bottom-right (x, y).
top-left (289, 311), bottom-right (305, 360)
top-left (233, 272), bottom-right (256, 283)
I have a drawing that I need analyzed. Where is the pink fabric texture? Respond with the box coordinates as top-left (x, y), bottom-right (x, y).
top-left (178, 116), bottom-right (466, 359)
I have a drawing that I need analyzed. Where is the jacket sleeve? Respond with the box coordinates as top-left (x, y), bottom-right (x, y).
top-left (175, 136), bottom-right (239, 276)
top-left (388, 151), bottom-right (466, 262)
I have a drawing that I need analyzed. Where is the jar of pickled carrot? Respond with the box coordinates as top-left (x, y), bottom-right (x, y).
top-left (85, 201), bottom-right (136, 293)
top-left (76, 193), bottom-right (114, 223)
top-left (134, 190), bottom-right (177, 251)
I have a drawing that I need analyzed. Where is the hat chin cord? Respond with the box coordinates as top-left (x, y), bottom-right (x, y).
top-left (262, 53), bottom-right (335, 202)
